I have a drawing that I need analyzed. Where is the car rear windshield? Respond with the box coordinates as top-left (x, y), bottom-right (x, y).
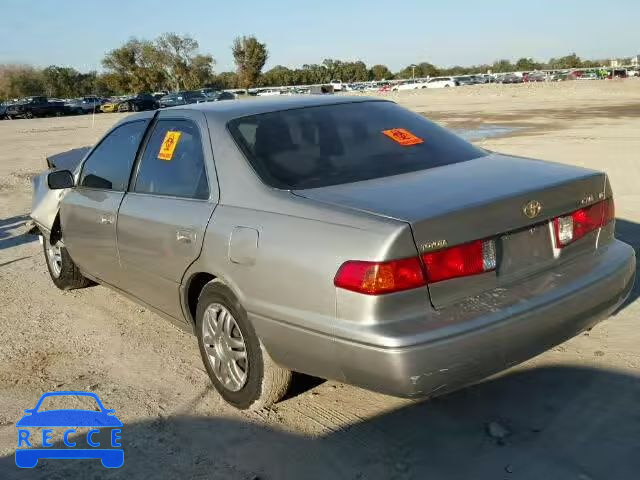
top-left (228, 100), bottom-right (487, 189)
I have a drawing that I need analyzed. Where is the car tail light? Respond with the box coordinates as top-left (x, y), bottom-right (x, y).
top-left (422, 239), bottom-right (496, 283)
top-left (334, 257), bottom-right (426, 295)
top-left (553, 198), bottom-right (615, 247)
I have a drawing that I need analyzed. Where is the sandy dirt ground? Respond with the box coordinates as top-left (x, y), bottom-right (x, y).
top-left (0, 80), bottom-right (639, 479)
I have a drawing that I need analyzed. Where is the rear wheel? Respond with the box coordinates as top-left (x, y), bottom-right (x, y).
top-left (196, 281), bottom-right (292, 410)
top-left (43, 236), bottom-right (91, 290)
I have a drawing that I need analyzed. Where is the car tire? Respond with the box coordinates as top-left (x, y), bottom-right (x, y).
top-left (133, 104), bottom-right (140, 112)
top-left (43, 236), bottom-right (91, 290)
top-left (196, 281), bottom-right (292, 410)
top-left (25, 111), bottom-right (34, 119)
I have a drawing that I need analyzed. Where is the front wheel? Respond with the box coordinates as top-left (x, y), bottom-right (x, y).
top-left (43, 236), bottom-right (91, 290)
top-left (25, 111), bottom-right (34, 119)
top-left (196, 281), bottom-right (292, 410)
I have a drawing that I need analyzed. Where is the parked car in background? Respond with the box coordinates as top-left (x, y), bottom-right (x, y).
top-left (453, 76), bottom-right (475, 86)
top-left (577, 72), bottom-right (598, 80)
top-left (118, 94), bottom-right (158, 112)
top-left (100, 98), bottom-right (124, 113)
top-left (64, 97), bottom-right (103, 114)
top-left (6, 96), bottom-right (67, 119)
top-left (499, 74), bottom-right (524, 84)
top-left (473, 74), bottom-right (495, 84)
top-left (159, 91), bottom-right (207, 108)
top-left (256, 89), bottom-right (283, 96)
top-left (329, 80), bottom-right (344, 91)
top-left (426, 77), bottom-right (458, 88)
top-left (202, 90), bottom-right (235, 101)
top-left (101, 94), bottom-right (158, 113)
top-left (525, 72), bottom-right (547, 82)
top-left (392, 80), bottom-right (427, 91)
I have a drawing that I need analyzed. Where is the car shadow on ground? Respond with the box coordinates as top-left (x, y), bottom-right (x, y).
top-left (2, 365), bottom-right (638, 480)
top-left (0, 214), bottom-right (35, 251)
top-left (615, 218), bottom-right (640, 309)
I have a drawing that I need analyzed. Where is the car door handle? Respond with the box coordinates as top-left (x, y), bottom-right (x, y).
top-left (99, 214), bottom-right (114, 225)
top-left (176, 229), bottom-right (195, 244)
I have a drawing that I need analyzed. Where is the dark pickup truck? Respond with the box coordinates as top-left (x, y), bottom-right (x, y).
top-left (6, 96), bottom-right (67, 119)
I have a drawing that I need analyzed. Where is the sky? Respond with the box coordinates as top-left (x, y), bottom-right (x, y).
top-left (0, 0), bottom-right (638, 73)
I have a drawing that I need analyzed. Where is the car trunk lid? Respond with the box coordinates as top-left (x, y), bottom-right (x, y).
top-left (293, 154), bottom-right (608, 307)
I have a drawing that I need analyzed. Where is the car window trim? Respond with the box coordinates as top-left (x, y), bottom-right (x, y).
top-left (77, 119), bottom-right (151, 193)
top-left (128, 115), bottom-right (211, 201)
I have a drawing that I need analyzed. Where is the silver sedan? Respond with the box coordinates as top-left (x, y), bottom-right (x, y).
top-left (30, 96), bottom-right (636, 409)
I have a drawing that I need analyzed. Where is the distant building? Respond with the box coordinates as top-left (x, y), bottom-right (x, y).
top-left (631, 55), bottom-right (640, 67)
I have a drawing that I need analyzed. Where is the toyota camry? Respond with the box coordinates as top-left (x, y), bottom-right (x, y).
top-left (29, 96), bottom-right (635, 409)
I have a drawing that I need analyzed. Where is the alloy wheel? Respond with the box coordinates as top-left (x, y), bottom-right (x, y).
top-left (202, 303), bottom-right (248, 392)
top-left (46, 239), bottom-right (62, 278)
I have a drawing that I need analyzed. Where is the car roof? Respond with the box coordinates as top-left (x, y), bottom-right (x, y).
top-left (178, 95), bottom-right (390, 122)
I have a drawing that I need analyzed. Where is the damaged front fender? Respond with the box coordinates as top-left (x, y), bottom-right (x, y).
top-left (30, 147), bottom-right (89, 239)
top-left (30, 171), bottom-right (70, 240)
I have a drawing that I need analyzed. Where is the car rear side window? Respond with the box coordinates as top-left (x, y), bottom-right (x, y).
top-left (134, 119), bottom-right (209, 199)
top-left (228, 101), bottom-right (487, 189)
top-left (79, 120), bottom-right (147, 191)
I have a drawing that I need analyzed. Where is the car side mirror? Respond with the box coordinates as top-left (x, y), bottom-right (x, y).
top-left (48, 170), bottom-right (75, 189)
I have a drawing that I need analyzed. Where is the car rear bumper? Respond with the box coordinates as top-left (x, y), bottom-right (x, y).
top-left (256, 240), bottom-right (635, 397)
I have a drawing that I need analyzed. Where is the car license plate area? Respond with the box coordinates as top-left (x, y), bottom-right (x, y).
top-left (498, 221), bottom-right (555, 275)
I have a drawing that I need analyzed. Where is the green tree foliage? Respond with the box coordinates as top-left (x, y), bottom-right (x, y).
top-left (232, 36), bottom-right (268, 88)
top-left (0, 65), bottom-right (44, 99)
top-left (211, 71), bottom-right (239, 89)
top-left (515, 57), bottom-right (542, 71)
top-left (548, 53), bottom-right (583, 69)
top-left (156, 33), bottom-right (215, 90)
top-left (397, 62), bottom-right (439, 79)
top-left (101, 33), bottom-right (215, 94)
top-left (41, 66), bottom-right (103, 98)
top-left (1, 44), bottom-right (617, 101)
top-left (491, 59), bottom-right (515, 73)
top-left (370, 64), bottom-right (393, 81)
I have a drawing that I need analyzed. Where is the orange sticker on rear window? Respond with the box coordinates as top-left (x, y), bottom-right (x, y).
top-left (158, 131), bottom-right (182, 161)
top-left (382, 128), bottom-right (424, 146)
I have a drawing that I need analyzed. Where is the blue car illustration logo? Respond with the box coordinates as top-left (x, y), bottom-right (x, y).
top-left (15, 391), bottom-right (123, 468)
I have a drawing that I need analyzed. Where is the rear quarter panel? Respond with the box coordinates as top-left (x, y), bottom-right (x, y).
top-left (191, 197), bottom-right (417, 333)
top-left (183, 192), bottom-right (421, 376)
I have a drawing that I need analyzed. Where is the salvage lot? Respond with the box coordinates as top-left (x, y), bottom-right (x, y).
top-left (0, 80), bottom-right (639, 479)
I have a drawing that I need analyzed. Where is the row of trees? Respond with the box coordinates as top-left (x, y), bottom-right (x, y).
top-left (0, 33), bottom-right (268, 99)
top-left (0, 36), bottom-right (616, 100)
top-left (256, 53), bottom-right (610, 86)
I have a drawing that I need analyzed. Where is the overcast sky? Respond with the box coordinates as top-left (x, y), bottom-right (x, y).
top-left (1, 0), bottom-right (638, 72)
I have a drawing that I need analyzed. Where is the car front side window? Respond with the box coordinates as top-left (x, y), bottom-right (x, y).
top-left (133, 119), bottom-right (209, 200)
top-left (79, 121), bottom-right (147, 191)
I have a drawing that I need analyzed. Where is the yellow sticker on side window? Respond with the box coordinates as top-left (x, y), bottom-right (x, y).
top-left (158, 131), bottom-right (182, 161)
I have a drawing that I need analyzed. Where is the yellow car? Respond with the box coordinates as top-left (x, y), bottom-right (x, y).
top-left (101, 95), bottom-right (158, 113)
top-left (100, 100), bottom-right (122, 113)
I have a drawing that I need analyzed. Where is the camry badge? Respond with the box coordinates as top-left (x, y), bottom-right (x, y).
top-left (523, 200), bottom-right (542, 219)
